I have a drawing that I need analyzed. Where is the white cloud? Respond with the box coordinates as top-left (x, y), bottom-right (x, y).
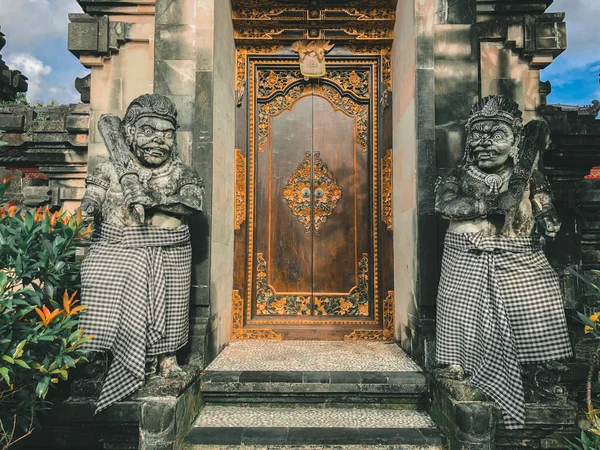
top-left (5, 53), bottom-right (52, 102)
top-left (546, 0), bottom-right (600, 72)
top-left (0, 0), bottom-right (81, 49)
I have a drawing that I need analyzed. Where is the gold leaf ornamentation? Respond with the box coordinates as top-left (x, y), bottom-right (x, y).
top-left (255, 254), bottom-right (312, 315)
top-left (231, 290), bottom-right (282, 340)
top-left (314, 254), bottom-right (370, 316)
top-left (344, 44), bottom-right (391, 92)
top-left (282, 152), bottom-right (342, 232)
top-left (344, 291), bottom-right (395, 341)
top-left (327, 69), bottom-right (370, 99)
top-left (257, 69), bottom-right (302, 98)
top-left (236, 45), bottom-right (284, 94)
top-left (258, 83), bottom-right (312, 153)
top-left (314, 84), bottom-right (368, 152)
top-left (234, 149), bottom-right (246, 230)
top-left (382, 149), bottom-right (392, 231)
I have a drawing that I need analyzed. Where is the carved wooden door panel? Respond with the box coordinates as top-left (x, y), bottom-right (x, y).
top-left (234, 57), bottom-right (393, 340)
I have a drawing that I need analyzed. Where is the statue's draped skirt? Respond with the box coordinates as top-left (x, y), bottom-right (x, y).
top-left (80, 223), bottom-right (191, 413)
top-left (436, 231), bottom-right (572, 429)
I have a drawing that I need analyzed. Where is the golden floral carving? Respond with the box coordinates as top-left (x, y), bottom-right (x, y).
top-left (313, 153), bottom-right (343, 231)
top-left (257, 69), bottom-right (302, 98)
top-left (336, 8), bottom-right (396, 21)
top-left (255, 254), bottom-right (311, 315)
top-left (314, 84), bottom-right (368, 152)
top-left (234, 149), bottom-right (246, 230)
top-left (282, 152), bottom-right (342, 232)
top-left (314, 254), bottom-right (370, 316)
top-left (327, 69), bottom-right (370, 99)
top-left (345, 28), bottom-right (394, 41)
top-left (382, 149), bottom-right (393, 231)
top-left (231, 290), bottom-right (282, 340)
top-left (258, 83), bottom-right (312, 153)
top-left (344, 44), bottom-right (392, 92)
top-left (344, 291), bottom-right (395, 341)
top-left (236, 45), bottom-right (284, 94)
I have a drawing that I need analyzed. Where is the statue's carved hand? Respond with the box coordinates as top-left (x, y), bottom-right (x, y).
top-left (120, 174), bottom-right (161, 209)
top-left (81, 197), bottom-right (100, 221)
top-left (537, 213), bottom-right (561, 239)
top-left (124, 184), bottom-right (161, 208)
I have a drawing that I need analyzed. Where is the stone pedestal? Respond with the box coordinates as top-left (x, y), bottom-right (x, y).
top-left (430, 375), bottom-right (578, 450)
top-left (17, 370), bottom-right (203, 450)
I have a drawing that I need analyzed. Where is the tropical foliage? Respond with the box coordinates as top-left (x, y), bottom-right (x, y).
top-left (0, 177), bottom-right (92, 449)
top-left (568, 268), bottom-right (600, 450)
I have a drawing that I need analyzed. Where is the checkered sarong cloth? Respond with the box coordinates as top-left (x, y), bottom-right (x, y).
top-left (80, 223), bottom-right (192, 413)
top-left (435, 231), bottom-right (572, 429)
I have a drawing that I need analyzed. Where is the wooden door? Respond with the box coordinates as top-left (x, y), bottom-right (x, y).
top-left (234, 57), bottom-right (392, 340)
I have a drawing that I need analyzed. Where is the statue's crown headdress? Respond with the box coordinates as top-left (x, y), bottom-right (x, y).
top-left (124, 94), bottom-right (178, 127)
top-left (466, 95), bottom-right (523, 132)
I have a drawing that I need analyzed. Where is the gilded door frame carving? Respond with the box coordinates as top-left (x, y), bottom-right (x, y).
top-left (233, 53), bottom-right (393, 338)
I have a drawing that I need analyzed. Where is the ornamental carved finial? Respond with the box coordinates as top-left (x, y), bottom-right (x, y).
top-left (291, 40), bottom-right (334, 79)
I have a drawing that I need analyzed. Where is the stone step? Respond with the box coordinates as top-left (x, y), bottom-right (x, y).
top-left (201, 370), bottom-right (428, 406)
top-left (184, 405), bottom-right (444, 448)
top-left (201, 341), bottom-right (428, 407)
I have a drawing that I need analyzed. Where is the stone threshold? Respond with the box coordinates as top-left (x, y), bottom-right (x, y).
top-left (185, 426), bottom-right (443, 447)
top-left (202, 370), bottom-right (427, 385)
top-left (201, 370), bottom-right (428, 405)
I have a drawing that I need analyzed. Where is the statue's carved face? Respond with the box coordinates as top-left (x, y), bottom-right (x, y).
top-left (129, 117), bottom-right (175, 167)
top-left (467, 120), bottom-right (516, 172)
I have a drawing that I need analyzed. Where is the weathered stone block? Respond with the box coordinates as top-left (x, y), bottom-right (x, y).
top-left (68, 21), bottom-right (100, 52)
top-left (0, 113), bottom-right (24, 131)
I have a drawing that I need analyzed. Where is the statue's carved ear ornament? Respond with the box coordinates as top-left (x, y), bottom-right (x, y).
top-left (466, 95), bottom-right (523, 132)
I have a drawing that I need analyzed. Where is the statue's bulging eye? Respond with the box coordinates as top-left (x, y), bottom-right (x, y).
top-left (164, 131), bottom-right (174, 139)
top-left (142, 127), bottom-right (154, 136)
top-left (492, 132), bottom-right (505, 141)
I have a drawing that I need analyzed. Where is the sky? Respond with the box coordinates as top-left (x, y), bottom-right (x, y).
top-left (0, 0), bottom-right (598, 107)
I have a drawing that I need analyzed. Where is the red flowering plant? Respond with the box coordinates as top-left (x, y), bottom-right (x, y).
top-left (0, 177), bottom-right (92, 448)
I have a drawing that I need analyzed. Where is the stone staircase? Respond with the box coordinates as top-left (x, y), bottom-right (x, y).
top-left (183, 341), bottom-right (444, 449)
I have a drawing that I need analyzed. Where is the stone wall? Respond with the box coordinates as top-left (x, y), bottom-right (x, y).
top-left (0, 26), bottom-right (27, 102)
top-left (393, 0), bottom-right (570, 370)
top-left (0, 103), bottom-right (90, 211)
top-left (68, 1), bottom-right (155, 171)
top-left (153, 0), bottom-right (236, 365)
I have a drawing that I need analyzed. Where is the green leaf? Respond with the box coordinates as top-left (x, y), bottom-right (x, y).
top-left (14, 359), bottom-right (30, 369)
top-left (62, 355), bottom-right (75, 367)
top-left (35, 377), bottom-right (50, 398)
top-left (1, 355), bottom-right (14, 364)
top-left (12, 339), bottom-right (26, 359)
top-left (578, 312), bottom-right (598, 328)
top-left (0, 366), bottom-right (10, 385)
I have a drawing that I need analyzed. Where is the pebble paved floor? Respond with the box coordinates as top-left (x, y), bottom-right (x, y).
top-left (188, 446), bottom-right (440, 449)
top-left (206, 341), bottom-right (421, 372)
top-left (194, 406), bottom-right (436, 429)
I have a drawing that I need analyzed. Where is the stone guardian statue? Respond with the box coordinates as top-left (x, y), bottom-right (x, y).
top-left (79, 94), bottom-right (204, 413)
top-left (434, 95), bottom-right (572, 429)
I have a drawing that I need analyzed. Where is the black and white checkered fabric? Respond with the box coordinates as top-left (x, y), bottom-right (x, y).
top-left (80, 223), bottom-right (192, 413)
top-left (436, 231), bottom-right (572, 429)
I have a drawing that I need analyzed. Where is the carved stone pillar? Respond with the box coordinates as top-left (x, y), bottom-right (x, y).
top-left (68, 0), bottom-right (155, 170)
top-left (476, 1), bottom-right (566, 122)
top-left (153, 0), bottom-right (236, 366)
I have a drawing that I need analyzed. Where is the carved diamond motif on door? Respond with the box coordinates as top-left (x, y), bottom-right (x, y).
top-left (283, 152), bottom-right (342, 232)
